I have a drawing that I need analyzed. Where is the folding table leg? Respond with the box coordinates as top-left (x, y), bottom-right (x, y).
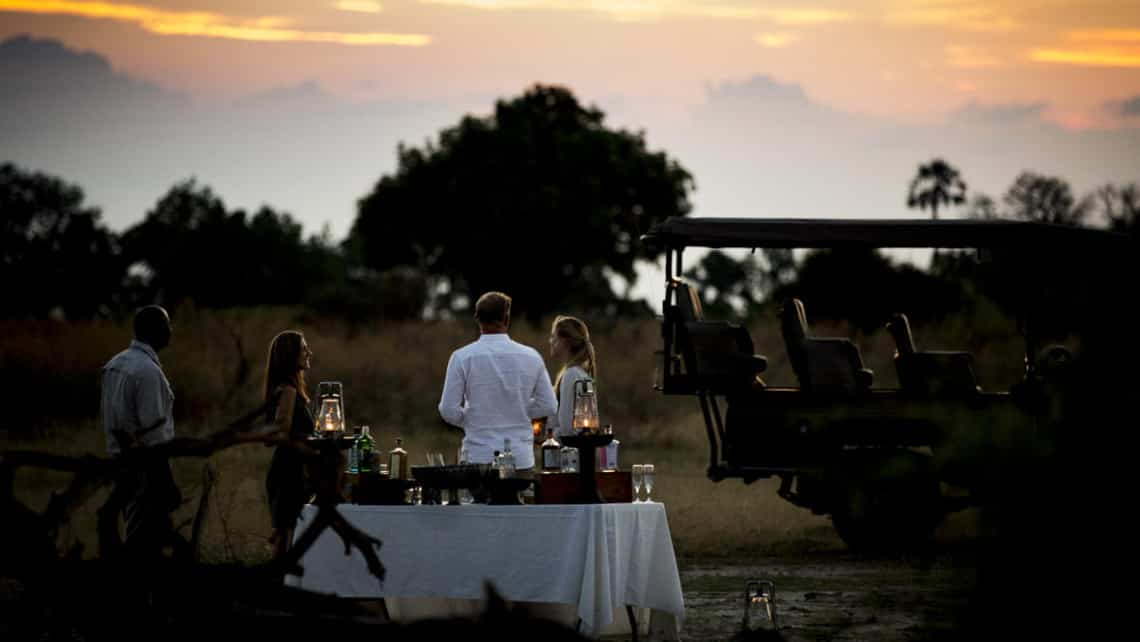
top-left (626, 605), bottom-right (639, 642)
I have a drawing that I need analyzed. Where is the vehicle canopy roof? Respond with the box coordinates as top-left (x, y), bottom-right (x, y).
top-left (643, 217), bottom-right (1131, 251)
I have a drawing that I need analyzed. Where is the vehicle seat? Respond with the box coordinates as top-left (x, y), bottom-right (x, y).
top-left (670, 278), bottom-right (767, 394)
top-left (780, 298), bottom-right (873, 395)
top-left (886, 313), bottom-right (980, 397)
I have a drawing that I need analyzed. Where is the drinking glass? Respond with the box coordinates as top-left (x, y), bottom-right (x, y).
top-left (632, 464), bottom-right (645, 503)
top-left (560, 447), bottom-right (579, 473)
top-left (643, 464), bottom-right (655, 502)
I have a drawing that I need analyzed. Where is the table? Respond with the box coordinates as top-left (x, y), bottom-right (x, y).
top-left (285, 502), bottom-right (685, 638)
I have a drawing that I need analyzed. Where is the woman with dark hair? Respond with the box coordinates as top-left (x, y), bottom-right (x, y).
top-left (263, 330), bottom-right (313, 559)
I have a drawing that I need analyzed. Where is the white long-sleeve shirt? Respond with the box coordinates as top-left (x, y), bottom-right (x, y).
top-left (100, 340), bottom-right (175, 456)
top-left (438, 333), bottom-right (557, 469)
top-left (547, 365), bottom-right (594, 437)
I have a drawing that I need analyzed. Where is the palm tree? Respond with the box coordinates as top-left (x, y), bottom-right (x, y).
top-left (907, 159), bottom-right (967, 220)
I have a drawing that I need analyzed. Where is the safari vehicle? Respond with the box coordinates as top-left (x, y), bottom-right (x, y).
top-left (643, 217), bottom-right (1133, 550)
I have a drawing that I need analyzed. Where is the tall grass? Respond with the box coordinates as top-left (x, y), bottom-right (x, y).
top-left (1, 304), bottom-right (1021, 560)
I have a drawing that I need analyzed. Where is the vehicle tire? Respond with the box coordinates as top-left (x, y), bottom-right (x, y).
top-left (829, 450), bottom-right (944, 553)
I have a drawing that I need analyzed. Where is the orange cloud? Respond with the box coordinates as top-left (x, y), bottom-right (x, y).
top-left (416, 1), bottom-right (852, 24)
top-left (1069, 29), bottom-right (1140, 43)
top-left (946, 45), bottom-right (1002, 69)
top-left (887, 3), bottom-right (1018, 33)
top-left (754, 32), bottom-right (796, 48)
top-left (1031, 29), bottom-right (1140, 68)
top-left (335, 0), bottom-right (383, 13)
top-left (758, 9), bottom-right (850, 26)
top-left (0, 0), bottom-right (429, 46)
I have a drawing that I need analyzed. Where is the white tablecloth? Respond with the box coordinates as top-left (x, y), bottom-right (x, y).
top-left (285, 502), bottom-right (685, 637)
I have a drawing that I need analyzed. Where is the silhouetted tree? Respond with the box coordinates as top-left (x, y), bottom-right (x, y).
top-left (348, 84), bottom-right (694, 321)
top-left (1095, 182), bottom-right (1140, 233)
top-left (775, 249), bottom-right (963, 334)
top-left (683, 250), bottom-right (760, 319)
top-left (933, 172), bottom-right (1102, 347)
top-left (907, 159), bottom-right (967, 220)
top-left (0, 162), bottom-right (121, 318)
top-left (1003, 171), bottom-right (1090, 226)
top-left (683, 248), bottom-right (796, 319)
top-left (120, 179), bottom-right (342, 309)
top-left (964, 193), bottom-right (1000, 220)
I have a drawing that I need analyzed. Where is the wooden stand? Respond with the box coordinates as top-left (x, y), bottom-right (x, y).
top-left (305, 436), bottom-right (354, 504)
top-left (535, 471), bottom-right (632, 504)
top-left (558, 434), bottom-right (614, 504)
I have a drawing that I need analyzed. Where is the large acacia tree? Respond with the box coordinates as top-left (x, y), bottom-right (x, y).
top-left (348, 85), bottom-right (694, 321)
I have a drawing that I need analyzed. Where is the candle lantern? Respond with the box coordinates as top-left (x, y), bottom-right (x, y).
top-left (315, 381), bottom-right (346, 437)
top-left (572, 379), bottom-right (598, 434)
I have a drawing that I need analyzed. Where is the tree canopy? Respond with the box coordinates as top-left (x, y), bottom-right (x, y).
top-left (348, 84), bottom-right (694, 321)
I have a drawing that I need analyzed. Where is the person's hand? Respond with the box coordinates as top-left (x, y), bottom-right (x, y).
top-left (112, 429), bottom-right (137, 450)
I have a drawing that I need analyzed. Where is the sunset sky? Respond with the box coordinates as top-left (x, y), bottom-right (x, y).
top-left (4, 0), bottom-right (1139, 125)
top-left (3, 1), bottom-right (1139, 301)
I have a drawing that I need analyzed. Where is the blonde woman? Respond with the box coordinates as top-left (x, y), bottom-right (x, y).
top-left (547, 315), bottom-right (598, 436)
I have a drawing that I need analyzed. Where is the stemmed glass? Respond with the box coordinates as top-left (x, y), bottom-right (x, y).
top-left (643, 464), bottom-right (655, 503)
top-left (632, 464), bottom-right (645, 503)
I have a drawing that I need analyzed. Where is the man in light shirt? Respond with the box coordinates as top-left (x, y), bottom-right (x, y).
top-left (438, 292), bottom-right (557, 474)
top-left (100, 305), bottom-right (180, 559)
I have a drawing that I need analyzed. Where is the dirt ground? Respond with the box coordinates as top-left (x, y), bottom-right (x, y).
top-left (674, 548), bottom-right (977, 641)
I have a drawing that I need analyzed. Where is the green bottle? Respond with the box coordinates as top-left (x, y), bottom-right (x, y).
top-left (358, 425), bottom-right (375, 473)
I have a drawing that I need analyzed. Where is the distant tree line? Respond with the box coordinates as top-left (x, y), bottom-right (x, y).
top-left (1, 85), bottom-right (693, 323)
top-left (682, 159), bottom-right (1137, 336)
top-left (3, 108), bottom-right (1136, 328)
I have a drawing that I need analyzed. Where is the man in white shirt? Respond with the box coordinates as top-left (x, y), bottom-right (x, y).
top-left (438, 292), bottom-right (557, 473)
top-left (100, 305), bottom-right (180, 559)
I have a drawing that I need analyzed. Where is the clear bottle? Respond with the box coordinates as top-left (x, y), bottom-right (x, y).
top-left (358, 426), bottom-right (375, 473)
top-left (541, 429), bottom-right (562, 472)
top-left (348, 426), bottom-right (361, 473)
top-left (388, 437), bottom-right (408, 480)
top-left (602, 437), bottom-right (619, 471)
top-left (501, 438), bottom-right (516, 479)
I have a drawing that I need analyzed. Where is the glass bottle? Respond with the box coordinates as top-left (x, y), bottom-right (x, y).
top-left (388, 437), bottom-right (408, 480)
top-left (541, 429), bottom-right (562, 472)
top-left (501, 438), bottom-right (516, 479)
top-left (358, 426), bottom-right (375, 473)
top-left (348, 426), bottom-right (361, 473)
top-left (491, 450), bottom-right (502, 478)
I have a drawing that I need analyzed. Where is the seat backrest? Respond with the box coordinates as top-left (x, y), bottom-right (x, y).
top-left (669, 281), bottom-right (767, 394)
top-left (886, 313), bottom-right (916, 356)
top-left (779, 298), bottom-right (809, 384)
top-left (681, 321), bottom-right (761, 390)
top-left (671, 278), bottom-right (704, 322)
top-left (800, 339), bottom-right (868, 394)
top-left (887, 312), bottom-right (979, 396)
top-left (780, 298), bottom-right (872, 395)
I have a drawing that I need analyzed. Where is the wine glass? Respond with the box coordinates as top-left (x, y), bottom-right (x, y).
top-left (632, 464), bottom-right (645, 503)
top-left (643, 464), bottom-right (655, 502)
